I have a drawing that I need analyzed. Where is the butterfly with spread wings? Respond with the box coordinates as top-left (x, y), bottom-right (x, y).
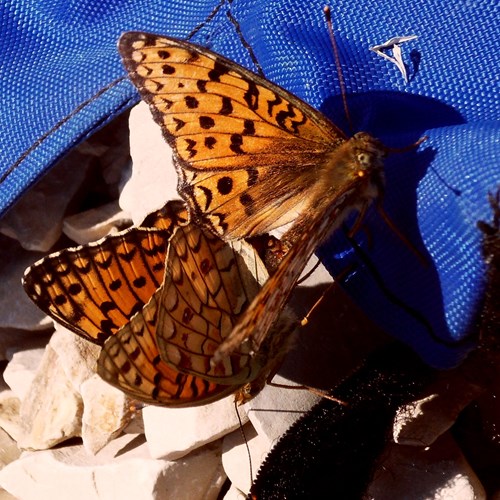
top-left (119, 31), bottom-right (415, 361)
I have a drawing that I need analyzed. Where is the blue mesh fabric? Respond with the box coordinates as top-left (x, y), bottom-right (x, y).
top-left (0, 0), bottom-right (497, 367)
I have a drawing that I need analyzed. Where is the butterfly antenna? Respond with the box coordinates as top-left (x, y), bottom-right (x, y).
top-left (267, 381), bottom-right (348, 406)
top-left (297, 258), bottom-right (322, 285)
top-left (234, 399), bottom-right (253, 485)
top-left (300, 282), bottom-right (335, 326)
top-left (376, 203), bottom-right (428, 266)
top-left (324, 6), bottom-right (353, 133)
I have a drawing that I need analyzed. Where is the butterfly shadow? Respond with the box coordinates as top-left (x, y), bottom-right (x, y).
top-left (277, 282), bottom-right (392, 391)
top-left (316, 92), bottom-right (475, 367)
top-left (320, 90), bottom-right (466, 139)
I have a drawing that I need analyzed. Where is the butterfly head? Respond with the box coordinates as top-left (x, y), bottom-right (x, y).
top-left (350, 131), bottom-right (387, 197)
top-left (322, 131), bottom-right (387, 208)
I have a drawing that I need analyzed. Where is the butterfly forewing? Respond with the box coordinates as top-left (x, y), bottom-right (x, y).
top-left (23, 200), bottom-right (187, 344)
top-left (213, 150), bottom-right (386, 363)
top-left (119, 32), bottom-right (347, 239)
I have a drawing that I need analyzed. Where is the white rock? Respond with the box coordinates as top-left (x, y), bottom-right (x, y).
top-left (119, 102), bottom-right (179, 225)
top-left (0, 426), bottom-right (21, 470)
top-left (0, 434), bottom-right (226, 500)
top-left (3, 346), bottom-right (45, 400)
top-left (62, 201), bottom-right (131, 244)
top-left (223, 484), bottom-right (247, 500)
top-left (244, 373), bottom-right (320, 446)
top-left (366, 432), bottom-right (486, 499)
top-left (222, 422), bottom-right (270, 496)
top-left (49, 326), bottom-right (101, 390)
top-left (0, 235), bottom-right (53, 331)
top-left (17, 344), bottom-right (82, 450)
top-left (393, 374), bottom-right (485, 447)
top-left (80, 374), bottom-right (138, 455)
top-left (0, 391), bottom-right (22, 444)
top-left (143, 395), bottom-right (248, 460)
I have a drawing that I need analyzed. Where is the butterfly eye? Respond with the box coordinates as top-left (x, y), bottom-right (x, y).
top-left (357, 152), bottom-right (372, 167)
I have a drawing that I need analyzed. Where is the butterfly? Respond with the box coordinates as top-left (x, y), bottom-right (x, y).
top-left (24, 200), bottom-right (296, 406)
top-left (98, 221), bottom-right (296, 406)
top-left (118, 31), bottom-right (409, 362)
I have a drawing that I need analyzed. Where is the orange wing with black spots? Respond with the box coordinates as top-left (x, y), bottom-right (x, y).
top-left (119, 32), bottom-right (348, 240)
top-left (23, 200), bottom-right (187, 344)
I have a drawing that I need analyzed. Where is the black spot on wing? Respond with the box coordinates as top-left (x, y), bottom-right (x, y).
top-left (220, 97), bottom-right (233, 115)
top-left (230, 134), bottom-right (244, 154)
top-left (246, 168), bottom-right (258, 187)
top-left (217, 176), bottom-right (233, 195)
top-left (205, 137), bottom-right (216, 149)
top-left (162, 64), bottom-right (175, 75)
top-left (240, 193), bottom-right (255, 216)
top-left (185, 96), bottom-right (199, 109)
top-left (208, 60), bottom-right (230, 81)
top-left (243, 120), bottom-right (255, 135)
top-left (199, 116), bottom-right (215, 129)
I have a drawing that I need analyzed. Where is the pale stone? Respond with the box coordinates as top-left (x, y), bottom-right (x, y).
top-left (244, 373), bottom-right (320, 446)
top-left (119, 102), bottom-right (179, 225)
top-left (223, 484), bottom-right (247, 499)
top-left (49, 325), bottom-right (101, 390)
top-left (366, 432), bottom-right (486, 499)
top-left (62, 201), bottom-right (131, 244)
top-left (3, 346), bottom-right (45, 400)
top-left (0, 149), bottom-right (93, 252)
top-left (0, 487), bottom-right (17, 499)
top-left (394, 375), bottom-right (485, 447)
top-left (0, 434), bottom-right (226, 500)
top-left (0, 400), bottom-right (22, 458)
top-left (0, 235), bottom-right (53, 331)
top-left (222, 423), bottom-right (270, 496)
top-left (0, 427), bottom-right (21, 500)
top-left (0, 392), bottom-right (22, 443)
top-left (143, 395), bottom-right (248, 461)
top-left (80, 374), bottom-right (139, 455)
top-left (17, 344), bottom-right (82, 450)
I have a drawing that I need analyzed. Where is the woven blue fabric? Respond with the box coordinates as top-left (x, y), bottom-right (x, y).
top-left (0, 0), bottom-right (497, 367)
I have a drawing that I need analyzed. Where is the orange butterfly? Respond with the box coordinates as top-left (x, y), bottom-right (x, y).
top-left (99, 221), bottom-right (296, 406)
top-left (118, 30), bottom-right (419, 362)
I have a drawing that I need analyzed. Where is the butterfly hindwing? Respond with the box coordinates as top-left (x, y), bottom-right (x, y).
top-left (98, 291), bottom-right (236, 406)
top-left (23, 200), bottom-right (187, 344)
top-left (154, 223), bottom-right (269, 385)
top-left (119, 32), bottom-right (347, 239)
top-left (98, 222), bottom-right (296, 406)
